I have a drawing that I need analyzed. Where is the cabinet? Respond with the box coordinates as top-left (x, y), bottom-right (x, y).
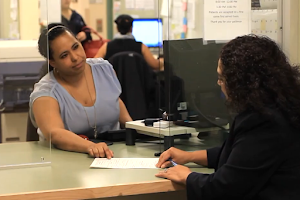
top-left (0, 112), bottom-right (27, 143)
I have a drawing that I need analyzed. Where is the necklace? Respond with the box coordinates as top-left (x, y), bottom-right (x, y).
top-left (57, 69), bottom-right (98, 138)
top-left (82, 72), bottom-right (98, 139)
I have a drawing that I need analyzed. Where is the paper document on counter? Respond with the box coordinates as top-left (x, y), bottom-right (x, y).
top-left (90, 158), bottom-right (159, 169)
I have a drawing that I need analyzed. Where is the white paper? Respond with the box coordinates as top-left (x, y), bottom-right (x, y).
top-left (10, 0), bottom-right (18, 21)
top-left (171, 1), bottom-right (183, 25)
top-left (251, 9), bottom-right (277, 42)
top-left (168, 0), bottom-right (183, 39)
top-left (145, 0), bottom-right (155, 10)
top-left (90, 158), bottom-right (159, 169)
top-left (10, 0), bottom-right (18, 9)
top-left (9, 21), bottom-right (19, 39)
top-left (125, 0), bottom-right (135, 9)
top-left (260, 0), bottom-right (277, 9)
top-left (187, 0), bottom-right (196, 29)
top-left (114, 1), bottom-right (121, 11)
top-left (161, 0), bottom-right (172, 17)
top-left (134, 0), bottom-right (143, 9)
top-left (10, 8), bottom-right (18, 21)
top-left (135, 0), bottom-right (155, 10)
top-left (204, 0), bottom-right (251, 40)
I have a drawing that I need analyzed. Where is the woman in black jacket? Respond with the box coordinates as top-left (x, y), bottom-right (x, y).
top-left (61, 0), bottom-right (91, 44)
top-left (156, 35), bottom-right (300, 200)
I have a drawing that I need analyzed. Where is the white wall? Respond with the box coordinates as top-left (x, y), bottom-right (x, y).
top-left (71, 0), bottom-right (108, 39)
top-left (19, 0), bottom-right (40, 40)
top-left (70, 0), bottom-right (89, 17)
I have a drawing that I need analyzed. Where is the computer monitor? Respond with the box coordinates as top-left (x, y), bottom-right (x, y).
top-left (132, 18), bottom-right (163, 48)
top-left (163, 38), bottom-right (229, 128)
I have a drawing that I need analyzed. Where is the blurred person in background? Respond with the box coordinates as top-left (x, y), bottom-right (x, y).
top-left (95, 14), bottom-right (163, 71)
top-left (61, 0), bottom-right (92, 45)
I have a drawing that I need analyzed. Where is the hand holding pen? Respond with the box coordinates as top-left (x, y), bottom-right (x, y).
top-left (155, 147), bottom-right (192, 185)
top-left (168, 158), bottom-right (177, 166)
top-left (155, 147), bottom-right (190, 168)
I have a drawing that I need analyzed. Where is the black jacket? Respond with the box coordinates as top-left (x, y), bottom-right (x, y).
top-left (187, 108), bottom-right (300, 200)
top-left (108, 52), bottom-right (155, 120)
top-left (61, 10), bottom-right (92, 44)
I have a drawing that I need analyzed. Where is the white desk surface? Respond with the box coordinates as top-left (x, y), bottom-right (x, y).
top-left (126, 120), bottom-right (226, 137)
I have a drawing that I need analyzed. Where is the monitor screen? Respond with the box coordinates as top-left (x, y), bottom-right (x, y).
top-left (132, 18), bottom-right (163, 48)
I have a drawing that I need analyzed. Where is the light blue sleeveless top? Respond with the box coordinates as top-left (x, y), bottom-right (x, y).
top-left (29, 58), bottom-right (121, 140)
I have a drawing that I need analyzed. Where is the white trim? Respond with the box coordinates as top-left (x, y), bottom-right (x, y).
top-left (277, 0), bottom-right (283, 48)
top-left (0, 58), bottom-right (44, 63)
top-left (0, 40), bottom-right (43, 62)
top-left (0, 162), bottom-right (51, 170)
top-left (282, 0), bottom-right (299, 64)
top-left (282, 0), bottom-right (291, 59)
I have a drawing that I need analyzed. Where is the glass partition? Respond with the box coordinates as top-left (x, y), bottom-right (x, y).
top-left (162, 0), bottom-right (282, 151)
top-left (0, 0), bottom-right (51, 169)
top-left (298, 1), bottom-right (300, 64)
top-left (110, 0), bottom-right (166, 154)
top-left (45, 0), bottom-right (282, 156)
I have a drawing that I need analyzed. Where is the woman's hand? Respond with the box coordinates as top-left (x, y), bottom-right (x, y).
top-left (156, 147), bottom-right (192, 168)
top-left (155, 165), bottom-right (192, 185)
top-left (87, 142), bottom-right (114, 159)
top-left (76, 31), bottom-right (87, 42)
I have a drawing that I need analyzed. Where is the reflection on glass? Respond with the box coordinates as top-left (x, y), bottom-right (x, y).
top-left (0, 0), bottom-right (51, 169)
top-left (163, 39), bottom-right (229, 129)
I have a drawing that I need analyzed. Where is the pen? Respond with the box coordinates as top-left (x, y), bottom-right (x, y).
top-left (168, 158), bottom-right (177, 166)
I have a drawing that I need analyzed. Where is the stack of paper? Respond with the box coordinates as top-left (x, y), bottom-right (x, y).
top-left (90, 158), bottom-right (159, 169)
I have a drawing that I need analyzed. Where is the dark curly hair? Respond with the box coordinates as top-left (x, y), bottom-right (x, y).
top-left (220, 34), bottom-right (300, 129)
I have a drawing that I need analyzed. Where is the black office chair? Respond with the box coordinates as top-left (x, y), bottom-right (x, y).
top-left (26, 114), bottom-right (39, 141)
top-left (108, 51), bottom-right (156, 120)
top-left (25, 62), bottom-right (48, 142)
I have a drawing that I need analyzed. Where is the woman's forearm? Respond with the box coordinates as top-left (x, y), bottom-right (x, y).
top-left (190, 150), bottom-right (208, 167)
top-left (51, 128), bottom-right (94, 153)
